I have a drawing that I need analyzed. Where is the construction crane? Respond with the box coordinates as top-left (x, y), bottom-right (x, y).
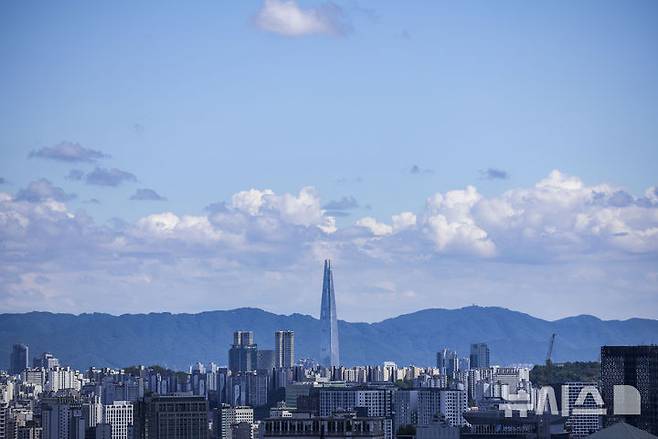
top-left (546, 333), bottom-right (557, 383)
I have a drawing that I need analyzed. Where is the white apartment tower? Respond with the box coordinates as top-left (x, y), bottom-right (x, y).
top-left (103, 401), bottom-right (133, 439)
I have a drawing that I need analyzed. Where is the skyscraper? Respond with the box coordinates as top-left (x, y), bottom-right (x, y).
top-left (319, 259), bottom-right (339, 367)
top-left (275, 331), bottom-right (294, 368)
top-left (9, 344), bottom-right (29, 375)
top-left (228, 331), bottom-right (258, 374)
top-left (469, 343), bottom-right (490, 369)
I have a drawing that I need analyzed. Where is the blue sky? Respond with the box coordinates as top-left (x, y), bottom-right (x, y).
top-left (1, 0), bottom-right (657, 321)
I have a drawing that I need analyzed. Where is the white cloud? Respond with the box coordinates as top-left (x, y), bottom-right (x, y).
top-left (254, 0), bottom-right (348, 37)
top-left (231, 189), bottom-right (274, 215)
top-left (1, 171), bottom-right (658, 320)
top-left (134, 213), bottom-right (222, 242)
top-left (392, 212), bottom-right (416, 231)
top-left (356, 217), bottom-right (393, 236)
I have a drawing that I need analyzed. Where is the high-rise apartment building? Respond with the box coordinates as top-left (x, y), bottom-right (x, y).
top-left (275, 331), bottom-right (294, 369)
top-left (601, 345), bottom-right (658, 435)
top-left (9, 344), bottom-right (29, 375)
top-left (229, 332), bottom-right (258, 375)
top-left (103, 401), bottom-right (133, 439)
top-left (469, 343), bottom-right (490, 369)
top-left (319, 260), bottom-right (340, 368)
top-left (394, 388), bottom-right (467, 431)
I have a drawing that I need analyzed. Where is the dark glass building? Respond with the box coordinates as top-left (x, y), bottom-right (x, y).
top-left (10, 343), bottom-right (29, 374)
top-left (470, 343), bottom-right (490, 369)
top-left (600, 345), bottom-right (658, 435)
top-left (228, 331), bottom-right (258, 375)
top-left (138, 395), bottom-right (208, 439)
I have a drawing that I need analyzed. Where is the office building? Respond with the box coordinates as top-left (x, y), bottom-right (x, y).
top-left (462, 409), bottom-right (566, 438)
top-left (319, 387), bottom-right (393, 439)
top-left (95, 424), bottom-right (112, 439)
top-left (256, 350), bottom-right (275, 372)
top-left (142, 395), bottom-right (208, 439)
top-left (415, 417), bottom-right (459, 439)
top-left (10, 345), bottom-right (29, 375)
top-left (41, 395), bottom-right (86, 439)
top-left (215, 405), bottom-right (253, 439)
top-left (103, 402), bottom-right (133, 439)
top-left (470, 344), bottom-right (490, 369)
top-left (436, 350), bottom-right (458, 377)
top-left (230, 423), bottom-right (257, 439)
top-left (226, 372), bottom-right (269, 407)
top-left (262, 412), bottom-right (385, 439)
top-left (320, 260), bottom-right (340, 368)
top-left (33, 353), bottom-right (59, 370)
top-left (275, 331), bottom-right (294, 369)
top-left (229, 332), bottom-right (258, 375)
top-left (601, 345), bottom-right (658, 435)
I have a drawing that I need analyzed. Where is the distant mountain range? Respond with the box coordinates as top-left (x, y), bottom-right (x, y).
top-left (1, 306), bottom-right (657, 371)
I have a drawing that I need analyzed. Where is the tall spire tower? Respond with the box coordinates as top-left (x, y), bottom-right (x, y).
top-left (319, 259), bottom-right (340, 367)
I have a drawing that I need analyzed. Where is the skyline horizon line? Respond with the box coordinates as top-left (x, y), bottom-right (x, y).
top-left (3, 303), bottom-right (657, 324)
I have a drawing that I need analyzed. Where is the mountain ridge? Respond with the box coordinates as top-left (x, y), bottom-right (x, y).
top-left (1, 306), bottom-right (657, 371)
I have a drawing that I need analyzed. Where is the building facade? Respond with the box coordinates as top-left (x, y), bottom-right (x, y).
top-left (229, 332), bottom-right (258, 375)
top-left (103, 401), bottom-right (133, 439)
top-left (275, 332), bottom-right (295, 369)
top-left (601, 345), bottom-right (658, 435)
top-left (143, 395), bottom-right (208, 439)
top-left (469, 344), bottom-right (490, 370)
top-left (10, 345), bottom-right (29, 375)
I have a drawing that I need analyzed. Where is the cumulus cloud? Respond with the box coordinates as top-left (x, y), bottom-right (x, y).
top-left (130, 188), bottom-right (167, 201)
top-left (392, 212), bottom-right (417, 231)
top-left (356, 217), bottom-right (393, 236)
top-left (134, 212), bottom-right (221, 242)
top-left (14, 179), bottom-right (76, 203)
top-left (29, 141), bottom-right (109, 163)
top-left (85, 167), bottom-right (137, 187)
top-left (1, 171), bottom-right (658, 320)
top-left (254, 0), bottom-right (350, 37)
top-left (479, 168), bottom-right (509, 180)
